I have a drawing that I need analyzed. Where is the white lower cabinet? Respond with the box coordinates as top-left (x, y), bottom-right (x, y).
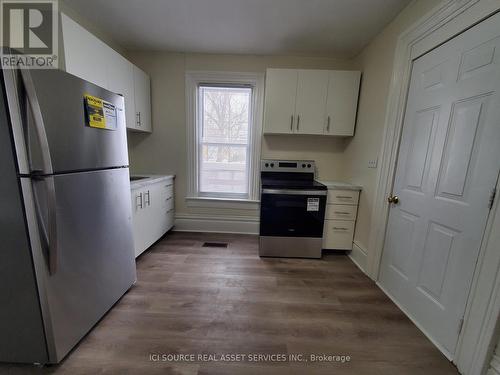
top-left (322, 185), bottom-right (361, 250)
top-left (131, 177), bottom-right (174, 257)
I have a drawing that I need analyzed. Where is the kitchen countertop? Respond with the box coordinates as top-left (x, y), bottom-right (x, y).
top-left (130, 174), bottom-right (175, 189)
top-left (318, 180), bottom-right (362, 191)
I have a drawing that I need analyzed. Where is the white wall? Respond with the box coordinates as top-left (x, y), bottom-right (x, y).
top-left (59, 0), bottom-right (448, 242)
top-left (126, 52), bottom-right (353, 218)
top-left (341, 0), bottom-right (441, 253)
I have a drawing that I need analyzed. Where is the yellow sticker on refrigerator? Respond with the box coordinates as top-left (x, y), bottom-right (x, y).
top-left (84, 94), bottom-right (117, 130)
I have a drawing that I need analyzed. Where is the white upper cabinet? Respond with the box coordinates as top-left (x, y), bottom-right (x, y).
top-left (107, 51), bottom-right (136, 130)
top-left (325, 71), bottom-right (361, 136)
top-left (295, 70), bottom-right (329, 135)
top-left (61, 13), bottom-right (152, 133)
top-left (263, 68), bottom-right (361, 136)
top-left (61, 13), bottom-right (109, 89)
top-left (263, 69), bottom-right (298, 134)
top-left (132, 66), bottom-right (152, 132)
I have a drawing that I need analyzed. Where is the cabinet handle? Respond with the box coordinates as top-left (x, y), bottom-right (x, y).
top-left (164, 183), bottom-right (173, 188)
top-left (333, 227), bottom-right (349, 231)
top-left (145, 190), bottom-right (151, 206)
top-left (138, 111), bottom-right (141, 126)
top-left (136, 193), bottom-right (143, 209)
top-left (166, 208), bottom-right (174, 214)
top-left (297, 115), bottom-right (300, 131)
top-left (327, 115), bottom-right (331, 132)
top-left (290, 115), bottom-right (294, 131)
top-left (136, 112), bottom-right (140, 126)
top-left (336, 195), bottom-right (352, 199)
top-left (334, 211), bottom-right (350, 215)
top-left (165, 196), bottom-right (172, 201)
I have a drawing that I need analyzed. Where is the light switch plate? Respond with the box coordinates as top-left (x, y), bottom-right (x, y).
top-left (368, 159), bottom-right (378, 169)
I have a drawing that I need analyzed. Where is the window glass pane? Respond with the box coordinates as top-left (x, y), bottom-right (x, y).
top-left (199, 86), bottom-right (252, 195)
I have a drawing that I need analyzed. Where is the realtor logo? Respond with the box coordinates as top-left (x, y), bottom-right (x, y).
top-left (1, 0), bottom-right (58, 68)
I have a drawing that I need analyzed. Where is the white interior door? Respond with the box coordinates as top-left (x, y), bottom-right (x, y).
top-left (379, 12), bottom-right (500, 358)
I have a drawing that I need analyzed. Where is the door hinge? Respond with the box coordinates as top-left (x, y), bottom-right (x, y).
top-left (458, 318), bottom-right (464, 335)
top-left (489, 187), bottom-right (497, 210)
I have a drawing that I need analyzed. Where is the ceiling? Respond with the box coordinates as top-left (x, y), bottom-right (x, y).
top-left (64, 0), bottom-right (412, 57)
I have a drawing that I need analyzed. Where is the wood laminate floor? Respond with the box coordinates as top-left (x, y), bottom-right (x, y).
top-left (1, 232), bottom-right (459, 375)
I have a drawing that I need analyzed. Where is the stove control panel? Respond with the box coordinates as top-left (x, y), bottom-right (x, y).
top-left (261, 160), bottom-right (315, 173)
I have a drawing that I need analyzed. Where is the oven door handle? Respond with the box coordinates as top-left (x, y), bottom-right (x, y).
top-left (262, 189), bottom-right (327, 196)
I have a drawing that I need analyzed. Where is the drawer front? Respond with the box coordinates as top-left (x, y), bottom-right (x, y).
top-left (325, 204), bottom-right (357, 221)
top-left (164, 194), bottom-right (174, 210)
top-left (158, 180), bottom-right (174, 209)
top-left (328, 189), bottom-right (359, 205)
top-left (323, 220), bottom-right (355, 250)
top-left (161, 181), bottom-right (174, 197)
top-left (166, 206), bottom-right (175, 230)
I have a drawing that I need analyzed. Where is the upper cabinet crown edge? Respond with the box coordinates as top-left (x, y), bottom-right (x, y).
top-left (60, 13), bottom-right (152, 133)
top-left (263, 68), bottom-right (361, 136)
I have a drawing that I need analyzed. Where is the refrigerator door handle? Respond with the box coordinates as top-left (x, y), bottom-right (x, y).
top-left (32, 176), bottom-right (58, 275)
top-left (21, 69), bottom-right (58, 274)
top-left (20, 69), bottom-right (54, 175)
top-left (44, 176), bottom-right (58, 275)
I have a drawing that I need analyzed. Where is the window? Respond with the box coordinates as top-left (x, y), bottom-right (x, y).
top-left (199, 85), bottom-right (251, 197)
top-left (186, 72), bottom-right (263, 203)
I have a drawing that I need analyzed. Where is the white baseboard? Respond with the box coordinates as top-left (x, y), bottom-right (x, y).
top-left (173, 214), bottom-right (259, 235)
top-left (348, 241), bottom-right (368, 274)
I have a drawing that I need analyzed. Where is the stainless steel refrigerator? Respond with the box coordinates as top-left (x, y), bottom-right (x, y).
top-left (0, 68), bottom-right (137, 364)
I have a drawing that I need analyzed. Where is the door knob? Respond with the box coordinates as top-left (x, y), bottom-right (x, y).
top-left (387, 194), bottom-right (399, 204)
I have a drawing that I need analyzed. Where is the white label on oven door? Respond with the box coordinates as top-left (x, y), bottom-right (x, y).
top-left (307, 197), bottom-right (320, 211)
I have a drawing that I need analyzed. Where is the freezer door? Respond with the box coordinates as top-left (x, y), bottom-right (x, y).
top-left (0, 74), bottom-right (49, 364)
top-left (29, 167), bottom-right (136, 363)
top-left (24, 69), bottom-right (129, 173)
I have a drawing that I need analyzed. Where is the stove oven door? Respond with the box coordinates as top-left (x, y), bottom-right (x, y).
top-left (259, 189), bottom-right (327, 237)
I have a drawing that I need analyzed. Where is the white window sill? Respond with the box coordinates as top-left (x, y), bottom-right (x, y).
top-left (186, 196), bottom-right (260, 210)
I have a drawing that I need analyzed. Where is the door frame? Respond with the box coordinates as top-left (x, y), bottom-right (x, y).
top-left (366, 0), bottom-right (500, 373)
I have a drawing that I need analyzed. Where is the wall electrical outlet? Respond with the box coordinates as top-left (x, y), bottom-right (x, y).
top-left (368, 159), bottom-right (378, 169)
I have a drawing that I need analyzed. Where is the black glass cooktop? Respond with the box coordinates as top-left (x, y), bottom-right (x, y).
top-left (261, 179), bottom-right (327, 190)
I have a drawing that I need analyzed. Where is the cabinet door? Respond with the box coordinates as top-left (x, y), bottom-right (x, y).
top-left (107, 51), bottom-right (136, 130)
top-left (61, 13), bottom-right (109, 89)
top-left (150, 182), bottom-right (168, 239)
top-left (133, 66), bottom-right (152, 133)
top-left (295, 70), bottom-right (329, 135)
top-left (131, 189), bottom-right (147, 257)
top-left (325, 71), bottom-right (361, 136)
top-left (140, 187), bottom-right (158, 252)
top-left (263, 69), bottom-right (298, 134)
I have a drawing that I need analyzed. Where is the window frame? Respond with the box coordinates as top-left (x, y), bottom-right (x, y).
top-left (186, 71), bottom-right (264, 204)
top-left (198, 84), bottom-right (253, 199)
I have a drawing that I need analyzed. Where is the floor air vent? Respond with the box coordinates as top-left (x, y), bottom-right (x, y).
top-left (202, 242), bottom-right (228, 248)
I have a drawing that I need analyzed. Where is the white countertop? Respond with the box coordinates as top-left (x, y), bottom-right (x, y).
top-left (318, 180), bottom-right (362, 191)
top-left (130, 174), bottom-right (175, 189)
